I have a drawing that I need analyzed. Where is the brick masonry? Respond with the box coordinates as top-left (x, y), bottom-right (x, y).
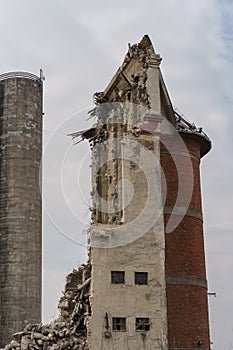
top-left (161, 135), bottom-right (210, 349)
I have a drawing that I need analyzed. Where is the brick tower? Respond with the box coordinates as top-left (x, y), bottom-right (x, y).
top-left (73, 35), bottom-right (211, 350)
top-left (0, 72), bottom-right (43, 346)
top-left (161, 124), bottom-right (211, 349)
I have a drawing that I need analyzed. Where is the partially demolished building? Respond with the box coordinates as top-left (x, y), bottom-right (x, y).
top-left (1, 35), bottom-right (211, 350)
top-left (73, 35), bottom-right (211, 349)
top-left (0, 264), bottom-right (90, 350)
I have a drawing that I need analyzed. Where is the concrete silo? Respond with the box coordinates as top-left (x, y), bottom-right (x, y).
top-left (0, 72), bottom-right (43, 346)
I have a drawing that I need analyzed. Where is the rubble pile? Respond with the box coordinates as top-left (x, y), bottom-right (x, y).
top-left (1, 264), bottom-right (91, 350)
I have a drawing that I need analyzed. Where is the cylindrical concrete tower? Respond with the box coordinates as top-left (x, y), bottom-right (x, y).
top-left (0, 72), bottom-right (43, 346)
top-left (161, 122), bottom-right (211, 349)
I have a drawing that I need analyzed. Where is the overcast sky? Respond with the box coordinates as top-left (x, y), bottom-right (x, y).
top-left (1, 1), bottom-right (233, 348)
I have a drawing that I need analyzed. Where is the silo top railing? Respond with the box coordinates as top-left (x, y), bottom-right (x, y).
top-left (0, 71), bottom-right (41, 82)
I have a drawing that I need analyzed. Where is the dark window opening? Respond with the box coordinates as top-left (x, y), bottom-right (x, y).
top-left (111, 271), bottom-right (125, 284)
top-left (112, 317), bottom-right (126, 331)
top-left (135, 272), bottom-right (148, 285)
top-left (135, 318), bottom-right (150, 331)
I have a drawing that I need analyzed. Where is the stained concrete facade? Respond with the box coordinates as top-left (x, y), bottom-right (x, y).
top-left (0, 72), bottom-right (43, 346)
top-left (89, 134), bottom-right (167, 349)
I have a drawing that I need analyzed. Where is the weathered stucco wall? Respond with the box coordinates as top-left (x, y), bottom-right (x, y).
top-left (85, 36), bottom-right (169, 350)
top-left (89, 133), bottom-right (167, 350)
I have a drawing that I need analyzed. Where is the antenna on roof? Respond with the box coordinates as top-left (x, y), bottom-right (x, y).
top-left (40, 68), bottom-right (45, 81)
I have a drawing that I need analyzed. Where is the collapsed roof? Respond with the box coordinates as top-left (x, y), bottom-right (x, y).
top-left (70, 34), bottom-right (211, 157)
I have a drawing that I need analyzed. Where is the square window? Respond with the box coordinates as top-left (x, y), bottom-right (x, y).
top-left (135, 272), bottom-right (148, 285)
top-left (112, 317), bottom-right (126, 331)
top-left (111, 271), bottom-right (125, 284)
top-left (135, 318), bottom-right (150, 331)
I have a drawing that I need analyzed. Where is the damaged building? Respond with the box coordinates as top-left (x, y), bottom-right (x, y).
top-left (71, 35), bottom-right (211, 350)
top-left (1, 35), bottom-right (211, 350)
top-left (0, 264), bottom-right (90, 350)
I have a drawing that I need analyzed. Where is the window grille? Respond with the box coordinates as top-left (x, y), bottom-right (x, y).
top-left (135, 272), bottom-right (148, 285)
top-left (111, 271), bottom-right (125, 284)
top-left (112, 317), bottom-right (126, 331)
top-left (135, 318), bottom-right (150, 331)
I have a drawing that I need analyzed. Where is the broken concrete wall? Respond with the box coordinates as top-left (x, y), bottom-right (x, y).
top-left (0, 264), bottom-right (90, 350)
top-left (85, 36), bottom-right (168, 350)
top-left (89, 134), bottom-right (167, 350)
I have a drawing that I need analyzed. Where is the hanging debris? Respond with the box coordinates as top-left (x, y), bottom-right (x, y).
top-left (0, 264), bottom-right (91, 350)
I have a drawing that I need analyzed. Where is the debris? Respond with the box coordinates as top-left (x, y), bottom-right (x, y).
top-left (1, 264), bottom-right (91, 350)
